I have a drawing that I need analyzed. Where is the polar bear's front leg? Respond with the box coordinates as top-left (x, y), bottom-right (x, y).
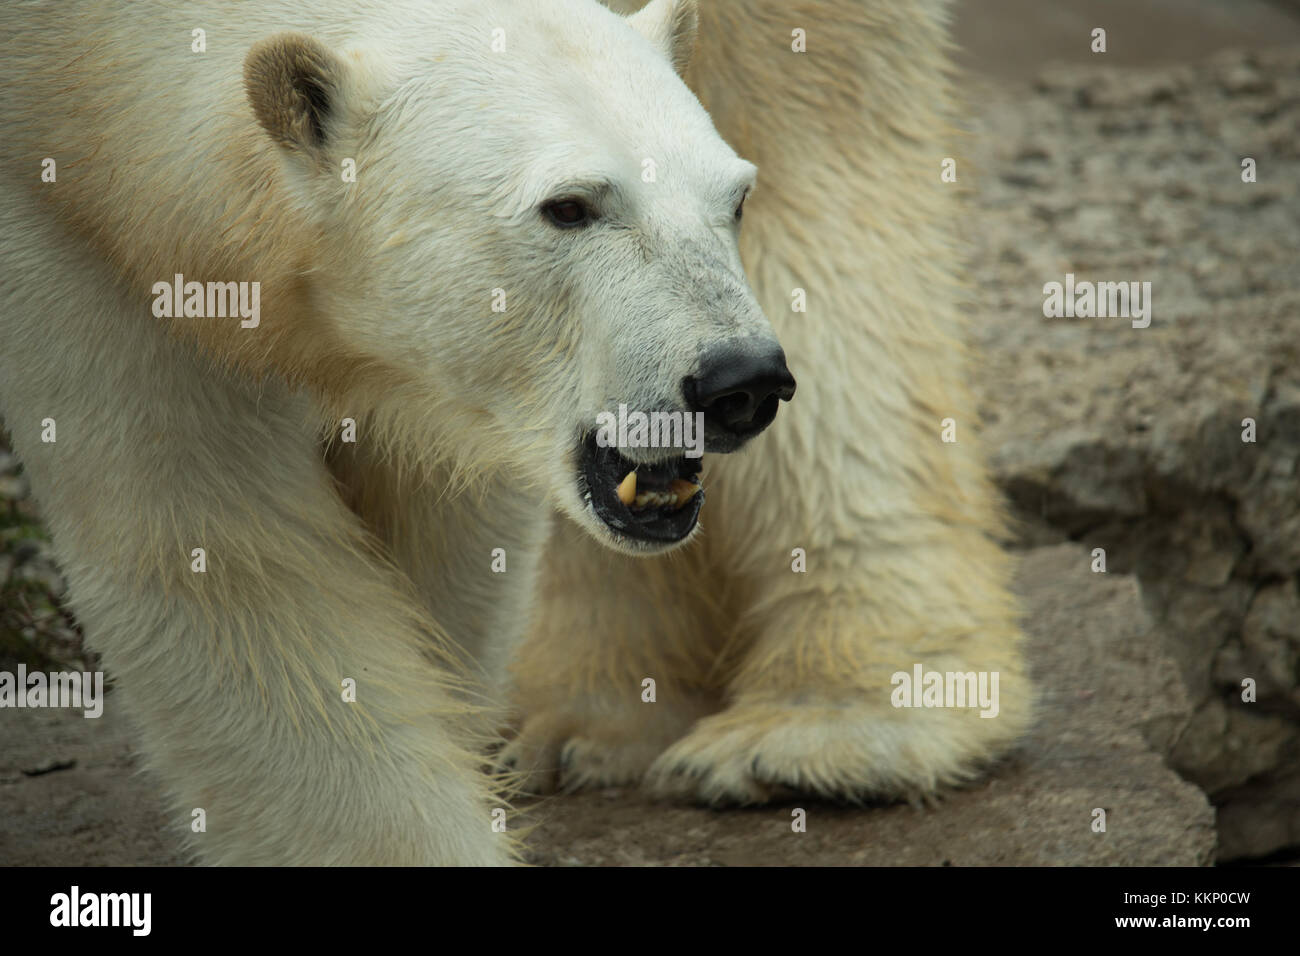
top-left (631, 0), bottom-right (1034, 806)
top-left (643, 512), bottom-right (1034, 805)
top-left (0, 207), bottom-right (512, 864)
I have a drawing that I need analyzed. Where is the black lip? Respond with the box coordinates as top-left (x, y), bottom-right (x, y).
top-left (579, 433), bottom-right (703, 544)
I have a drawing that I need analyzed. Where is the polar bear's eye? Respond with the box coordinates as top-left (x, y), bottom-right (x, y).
top-left (735, 193), bottom-right (746, 221)
top-left (542, 199), bottom-right (593, 229)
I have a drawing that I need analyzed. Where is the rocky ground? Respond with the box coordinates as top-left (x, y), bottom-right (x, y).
top-left (2, 6), bottom-right (1298, 865)
top-left (968, 45), bottom-right (1300, 862)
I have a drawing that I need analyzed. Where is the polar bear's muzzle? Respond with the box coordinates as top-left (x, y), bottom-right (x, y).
top-left (579, 434), bottom-right (704, 547)
top-left (577, 347), bottom-right (795, 549)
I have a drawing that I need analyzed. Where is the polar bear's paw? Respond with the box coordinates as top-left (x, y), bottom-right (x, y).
top-left (497, 720), bottom-right (666, 795)
top-left (498, 691), bottom-right (716, 795)
top-left (644, 694), bottom-right (1029, 806)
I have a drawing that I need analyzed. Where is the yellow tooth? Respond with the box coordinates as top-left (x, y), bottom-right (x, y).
top-left (669, 479), bottom-right (701, 508)
top-left (617, 470), bottom-right (637, 506)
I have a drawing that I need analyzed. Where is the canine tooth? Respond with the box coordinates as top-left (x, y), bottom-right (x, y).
top-left (617, 470), bottom-right (637, 506)
top-left (669, 479), bottom-right (701, 508)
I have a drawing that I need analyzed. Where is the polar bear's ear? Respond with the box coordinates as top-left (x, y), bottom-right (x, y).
top-left (627, 0), bottom-right (698, 76)
top-left (244, 33), bottom-right (345, 157)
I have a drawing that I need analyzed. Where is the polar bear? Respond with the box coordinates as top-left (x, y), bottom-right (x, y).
top-left (0, 0), bottom-right (795, 864)
top-left (507, 0), bottom-right (1033, 804)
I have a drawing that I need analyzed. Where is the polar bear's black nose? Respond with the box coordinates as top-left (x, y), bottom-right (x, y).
top-left (684, 345), bottom-right (796, 449)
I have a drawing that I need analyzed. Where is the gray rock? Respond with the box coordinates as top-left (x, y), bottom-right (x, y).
top-left (1216, 60), bottom-right (1272, 96)
top-left (1169, 699), bottom-right (1295, 794)
top-left (1216, 771), bottom-right (1300, 861)
top-left (1227, 581), bottom-right (1300, 706)
top-left (971, 46), bottom-right (1300, 860)
top-left (0, 473), bottom-right (28, 500)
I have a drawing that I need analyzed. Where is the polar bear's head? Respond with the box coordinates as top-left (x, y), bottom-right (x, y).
top-left (244, 0), bottom-right (793, 554)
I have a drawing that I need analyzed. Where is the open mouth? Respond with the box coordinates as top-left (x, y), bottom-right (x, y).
top-left (579, 433), bottom-right (704, 546)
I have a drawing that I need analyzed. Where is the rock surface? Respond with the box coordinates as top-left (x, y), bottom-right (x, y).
top-left (968, 47), bottom-right (1300, 860)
